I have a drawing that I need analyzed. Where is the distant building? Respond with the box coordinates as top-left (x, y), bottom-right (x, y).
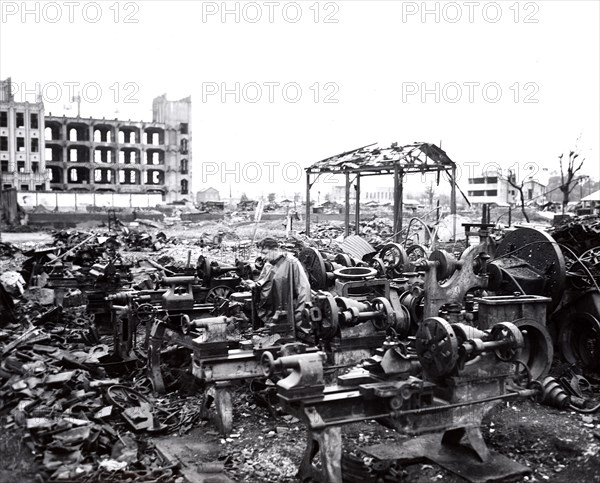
top-left (467, 169), bottom-right (546, 207)
top-left (2, 77), bottom-right (191, 204)
top-left (44, 94), bottom-right (191, 203)
top-left (580, 189), bottom-right (600, 215)
top-left (197, 187), bottom-right (220, 202)
top-left (0, 78), bottom-right (50, 191)
top-left (330, 185), bottom-right (395, 202)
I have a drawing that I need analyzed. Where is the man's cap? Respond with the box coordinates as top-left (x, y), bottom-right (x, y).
top-left (257, 237), bottom-right (280, 249)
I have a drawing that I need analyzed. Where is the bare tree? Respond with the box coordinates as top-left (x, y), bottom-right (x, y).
top-left (559, 150), bottom-right (585, 213)
top-left (506, 169), bottom-right (530, 223)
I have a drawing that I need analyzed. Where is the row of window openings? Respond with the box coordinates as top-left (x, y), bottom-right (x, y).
top-left (365, 191), bottom-right (393, 199)
top-left (59, 169), bottom-right (188, 191)
top-left (2, 158), bottom-right (188, 175)
top-left (45, 128), bottom-right (188, 146)
top-left (468, 189), bottom-right (536, 199)
top-left (1, 160), bottom-right (40, 173)
top-left (468, 190), bottom-right (499, 196)
top-left (3, 184), bottom-right (46, 191)
top-left (0, 136), bottom-right (38, 152)
top-left (63, 169), bottom-right (165, 184)
top-left (47, 148), bottom-right (170, 164)
top-left (0, 112), bottom-right (39, 129)
top-left (47, 128), bottom-right (165, 145)
top-left (468, 177), bottom-right (498, 184)
top-left (4, 180), bottom-right (188, 193)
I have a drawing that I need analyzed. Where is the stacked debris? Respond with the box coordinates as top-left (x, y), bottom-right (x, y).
top-left (0, 301), bottom-right (214, 481)
top-left (550, 215), bottom-right (600, 256)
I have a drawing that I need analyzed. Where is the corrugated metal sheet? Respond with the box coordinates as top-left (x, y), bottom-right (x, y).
top-left (340, 235), bottom-right (376, 260)
top-left (308, 142), bottom-right (455, 173)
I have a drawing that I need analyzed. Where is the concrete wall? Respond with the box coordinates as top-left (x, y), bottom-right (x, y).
top-left (18, 191), bottom-right (163, 211)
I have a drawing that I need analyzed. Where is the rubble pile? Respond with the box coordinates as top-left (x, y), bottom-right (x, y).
top-left (550, 216), bottom-right (600, 256)
top-left (0, 310), bottom-right (210, 481)
top-left (1, 218), bottom-right (600, 482)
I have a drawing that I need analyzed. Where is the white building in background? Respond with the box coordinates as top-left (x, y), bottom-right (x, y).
top-left (0, 77), bottom-right (50, 191)
top-left (467, 168), bottom-right (546, 207)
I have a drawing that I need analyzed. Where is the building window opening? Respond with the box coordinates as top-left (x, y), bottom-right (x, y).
top-left (0, 111), bottom-right (8, 127)
top-left (181, 179), bottom-right (188, 194)
top-left (17, 137), bottom-right (25, 152)
top-left (1, 160), bottom-right (8, 172)
top-left (32, 162), bottom-right (39, 173)
top-left (180, 158), bottom-right (188, 174)
top-left (180, 123), bottom-right (188, 134)
top-left (18, 161), bottom-right (25, 172)
top-left (0, 136), bottom-right (7, 151)
top-left (31, 138), bottom-right (39, 152)
top-left (16, 112), bottom-right (25, 128)
top-left (30, 113), bottom-right (38, 129)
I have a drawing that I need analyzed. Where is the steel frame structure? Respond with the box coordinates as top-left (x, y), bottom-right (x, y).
top-left (305, 142), bottom-right (458, 242)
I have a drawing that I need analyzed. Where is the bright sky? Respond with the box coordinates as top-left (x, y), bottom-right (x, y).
top-left (1, 0), bottom-right (598, 199)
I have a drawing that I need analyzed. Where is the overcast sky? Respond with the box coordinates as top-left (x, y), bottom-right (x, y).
top-left (1, 0), bottom-right (598, 199)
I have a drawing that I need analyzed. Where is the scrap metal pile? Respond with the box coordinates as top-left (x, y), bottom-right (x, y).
top-left (1, 217), bottom-right (600, 482)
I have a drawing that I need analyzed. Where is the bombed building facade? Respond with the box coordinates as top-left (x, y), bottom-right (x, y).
top-left (0, 78), bottom-right (49, 192)
top-left (1, 78), bottom-right (192, 205)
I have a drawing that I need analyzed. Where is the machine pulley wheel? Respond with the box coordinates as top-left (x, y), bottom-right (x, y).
top-left (405, 244), bottom-right (429, 269)
top-left (206, 285), bottom-right (233, 304)
top-left (333, 267), bottom-right (378, 280)
top-left (298, 247), bottom-right (328, 290)
top-left (494, 227), bottom-right (566, 311)
top-left (215, 387), bottom-right (233, 435)
top-left (379, 243), bottom-right (408, 273)
top-left (428, 249), bottom-right (459, 281)
top-left (260, 351), bottom-right (276, 378)
top-left (135, 303), bottom-right (157, 323)
top-left (415, 317), bottom-right (459, 380)
top-left (334, 253), bottom-right (354, 267)
top-left (558, 312), bottom-right (600, 370)
top-left (370, 297), bottom-right (395, 331)
top-left (197, 255), bottom-right (212, 282)
top-left (317, 293), bottom-right (339, 341)
top-left (369, 257), bottom-right (386, 277)
top-left (513, 318), bottom-right (553, 380)
top-left (490, 321), bottom-right (524, 362)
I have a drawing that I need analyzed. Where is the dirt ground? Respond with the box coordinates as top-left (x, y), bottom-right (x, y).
top-left (1, 220), bottom-right (599, 483)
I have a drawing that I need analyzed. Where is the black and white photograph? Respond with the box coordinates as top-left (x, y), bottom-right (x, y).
top-left (1, 1), bottom-right (599, 481)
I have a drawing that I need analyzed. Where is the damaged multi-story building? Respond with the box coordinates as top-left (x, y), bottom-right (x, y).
top-left (0, 78), bottom-right (49, 192)
top-left (1, 77), bottom-right (192, 205)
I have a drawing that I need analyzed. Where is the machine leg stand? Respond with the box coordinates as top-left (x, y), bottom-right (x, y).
top-left (298, 427), bottom-right (342, 482)
top-left (214, 383), bottom-right (233, 435)
top-left (147, 320), bottom-right (166, 394)
top-left (442, 426), bottom-right (490, 462)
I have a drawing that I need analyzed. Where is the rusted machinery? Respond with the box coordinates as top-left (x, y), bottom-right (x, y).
top-left (189, 323), bottom-right (307, 433)
top-left (302, 292), bottom-right (409, 365)
top-left (298, 247), bottom-right (364, 291)
top-left (413, 226), bottom-right (560, 378)
top-left (265, 301), bottom-right (544, 482)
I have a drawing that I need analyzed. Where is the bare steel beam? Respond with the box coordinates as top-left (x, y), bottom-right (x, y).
top-left (393, 165), bottom-right (399, 241)
top-left (451, 165), bottom-right (457, 241)
top-left (355, 174), bottom-right (361, 235)
top-left (305, 171), bottom-right (311, 236)
top-left (345, 171), bottom-right (350, 237)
